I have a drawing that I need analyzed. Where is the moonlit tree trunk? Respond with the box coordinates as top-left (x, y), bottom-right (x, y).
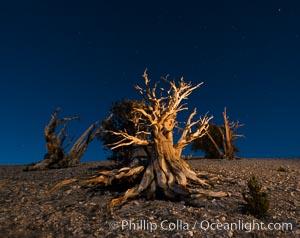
top-left (220, 108), bottom-right (244, 160)
top-left (204, 108), bottom-right (244, 160)
top-left (27, 108), bottom-right (101, 171)
top-left (52, 71), bottom-right (227, 206)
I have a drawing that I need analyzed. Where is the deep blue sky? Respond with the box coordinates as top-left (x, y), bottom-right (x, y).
top-left (1, 0), bottom-right (300, 164)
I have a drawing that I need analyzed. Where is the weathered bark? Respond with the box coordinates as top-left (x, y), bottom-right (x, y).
top-left (27, 109), bottom-right (101, 171)
top-left (51, 71), bottom-right (227, 207)
top-left (206, 130), bottom-right (223, 158)
top-left (65, 124), bottom-right (100, 167)
top-left (202, 108), bottom-right (244, 160)
top-left (52, 142), bottom-right (226, 207)
top-left (221, 108), bottom-right (244, 160)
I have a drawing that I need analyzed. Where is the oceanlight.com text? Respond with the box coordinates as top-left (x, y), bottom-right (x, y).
top-left (195, 219), bottom-right (293, 233)
top-left (109, 219), bottom-right (293, 233)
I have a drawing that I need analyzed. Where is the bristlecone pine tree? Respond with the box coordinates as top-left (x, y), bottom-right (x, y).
top-left (27, 108), bottom-right (101, 171)
top-left (99, 99), bottom-right (146, 165)
top-left (51, 71), bottom-right (227, 207)
top-left (220, 108), bottom-right (244, 160)
top-left (191, 123), bottom-right (224, 159)
top-left (192, 109), bottom-right (244, 160)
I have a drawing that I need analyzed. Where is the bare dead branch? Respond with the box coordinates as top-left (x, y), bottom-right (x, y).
top-left (104, 130), bottom-right (150, 150)
top-left (175, 114), bottom-right (213, 154)
top-left (27, 110), bottom-right (101, 170)
top-left (51, 72), bottom-right (227, 208)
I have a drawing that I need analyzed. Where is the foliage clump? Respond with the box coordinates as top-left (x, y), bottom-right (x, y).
top-left (98, 99), bottom-right (146, 165)
top-left (191, 108), bottom-right (243, 160)
top-left (191, 123), bottom-right (222, 158)
top-left (191, 123), bottom-right (239, 159)
top-left (242, 175), bottom-right (269, 218)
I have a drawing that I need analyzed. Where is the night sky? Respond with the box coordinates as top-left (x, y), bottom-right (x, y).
top-left (1, 1), bottom-right (300, 164)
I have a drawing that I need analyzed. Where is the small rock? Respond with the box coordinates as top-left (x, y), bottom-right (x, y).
top-left (172, 233), bottom-right (182, 238)
top-left (237, 180), bottom-right (246, 186)
top-left (217, 202), bottom-right (226, 209)
top-left (291, 191), bottom-right (296, 197)
top-left (188, 207), bottom-right (194, 212)
top-left (227, 230), bottom-right (234, 237)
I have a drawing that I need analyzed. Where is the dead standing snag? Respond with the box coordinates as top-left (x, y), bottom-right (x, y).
top-left (191, 108), bottom-right (244, 159)
top-left (28, 108), bottom-right (101, 170)
top-left (221, 108), bottom-right (244, 160)
top-left (52, 71), bottom-right (227, 206)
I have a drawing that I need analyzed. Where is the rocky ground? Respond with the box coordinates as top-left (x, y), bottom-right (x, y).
top-left (0, 159), bottom-right (299, 238)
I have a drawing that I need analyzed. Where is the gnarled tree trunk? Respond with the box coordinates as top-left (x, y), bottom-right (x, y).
top-left (51, 71), bottom-right (227, 207)
top-left (27, 109), bottom-right (101, 171)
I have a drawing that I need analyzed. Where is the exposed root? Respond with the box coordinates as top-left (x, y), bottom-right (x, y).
top-left (49, 166), bottom-right (144, 193)
top-left (189, 188), bottom-right (228, 198)
top-left (184, 168), bottom-right (211, 188)
top-left (49, 178), bottom-right (79, 194)
top-left (50, 160), bottom-right (227, 209)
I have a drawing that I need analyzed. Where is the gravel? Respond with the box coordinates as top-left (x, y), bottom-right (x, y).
top-left (0, 159), bottom-right (299, 238)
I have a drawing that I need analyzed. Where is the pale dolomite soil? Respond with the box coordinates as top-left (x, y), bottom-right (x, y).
top-left (0, 159), bottom-right (299, 238)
